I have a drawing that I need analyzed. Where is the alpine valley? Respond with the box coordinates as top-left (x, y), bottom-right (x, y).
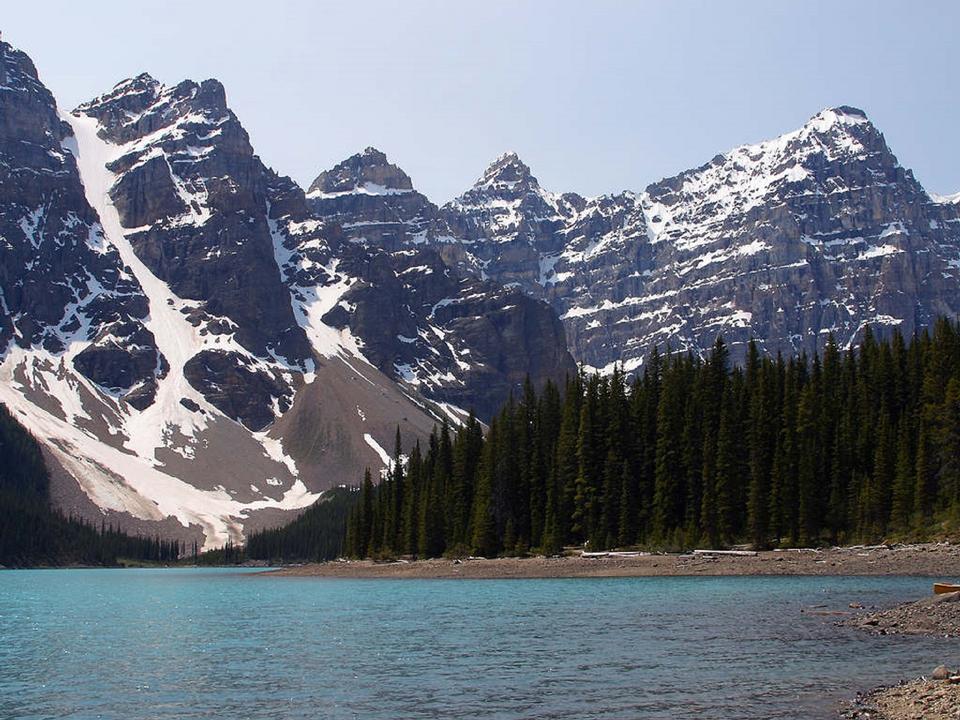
top-left (2, 39), bottom-right (959, 550)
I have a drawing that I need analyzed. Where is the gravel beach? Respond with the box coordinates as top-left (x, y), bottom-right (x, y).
top-left (266, 543), bottom-right (960, 579)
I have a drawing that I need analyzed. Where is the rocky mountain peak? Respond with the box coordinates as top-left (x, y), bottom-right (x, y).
top-left (800, 105), bottom-right (881, 144)
top-left (307, 147), bottom-right (414, 197)
top-left (475, 151), bottom-right (537, 191)
top-left (78, 73), bottom-right (162, 117)
top-left (1, 41), bottom-right (62, 146)
top-left (761, 105), bottom-right (891, 170)
top-left (76, 73), bottom-right (238, 151)
top-left (1, 40), bottom-right (46, 96)
top-left (194, 78), bottom-right (227, 108)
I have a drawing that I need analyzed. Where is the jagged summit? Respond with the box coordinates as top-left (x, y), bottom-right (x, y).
top-left (117, 71), bottom-right (161, 90)
top-left (475, 151), bottom-right (536, 190)
top-left (79, 73), bottom-right (228, 115)
top-left (801, 105), bottom-right (879, 141)
top-left (812, 105), bottom-right (869, 122)
top-left (0, 39), bottom-right (55, 102)
top-left (77, 73), bottom-right (161, 115)
top-left (736, 104), bottom-right (880, 162)
top-left (307, 147), bottom-right (414, 197)
top-left (303, 147), bottom-right (453, 249)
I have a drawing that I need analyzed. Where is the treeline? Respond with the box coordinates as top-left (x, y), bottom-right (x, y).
top-left (0, 404), bottom-right (181, 566)
top-left (244, 487), bottom-right (355, 562)
top-left (344, 319), bottom-right (960, 558)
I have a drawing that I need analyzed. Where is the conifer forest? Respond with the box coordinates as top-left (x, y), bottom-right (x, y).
top-left (342, 320), bottom-right (960, 559)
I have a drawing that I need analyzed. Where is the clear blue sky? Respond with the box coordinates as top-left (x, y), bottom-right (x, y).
top-left (5, 1), bottom-right (958, 202)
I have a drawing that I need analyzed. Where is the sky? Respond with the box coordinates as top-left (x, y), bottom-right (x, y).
top-left (4, 1), bottom-right (958, 203)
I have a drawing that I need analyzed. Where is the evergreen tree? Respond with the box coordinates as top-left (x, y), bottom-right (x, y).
top-left (329, 318), bottom-right (960, 560)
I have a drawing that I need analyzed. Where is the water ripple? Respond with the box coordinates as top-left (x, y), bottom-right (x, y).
top-left (0, 570), bottom-right (948, 719)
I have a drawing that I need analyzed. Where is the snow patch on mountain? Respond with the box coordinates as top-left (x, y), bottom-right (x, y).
top-left (932, 191), bottom-right (960, 205)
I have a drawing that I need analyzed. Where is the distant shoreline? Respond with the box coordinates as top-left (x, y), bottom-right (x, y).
top-left (264, 543), bottom-right (960, 579)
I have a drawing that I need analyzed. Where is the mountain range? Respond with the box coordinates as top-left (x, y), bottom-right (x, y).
top-left (2, 39), bottom-right (958, 548)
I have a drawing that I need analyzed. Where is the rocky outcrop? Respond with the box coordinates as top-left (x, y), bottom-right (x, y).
top-left (331, 245), bottom-right (577, 419)
top-left (0, 41), bottom-right (160, 404)
top-left (73, 73), bottom-right (314, 424)
top-left (183, 350), bottom-right (292, 431)
top-left (305, 147), bottom-right (453, 250)
top-left (289, 153), bottom-right (579, 419)
top-left (418, 109), bottom-right (960, 371)
top-left (76, 74), bottom-right (311, 367)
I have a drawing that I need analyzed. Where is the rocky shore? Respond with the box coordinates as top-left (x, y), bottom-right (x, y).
top-left (842, 673), bottom-right (960, 719)
top-left (843, 591), bottom-right (960, 637)
top-left (266, 543), bottom-right (960, 579)
top-left (840, 592), bottom-right (960, 718)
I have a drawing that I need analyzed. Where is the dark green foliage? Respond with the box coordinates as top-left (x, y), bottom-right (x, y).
top-left (337, 320), bottom-right (960, 557)
top-left (192, 540), bottom-right (245, 566)
top-left (245, 486), bottom-right (356, 562)
top-left (0, 404), bottom-right (182, 566)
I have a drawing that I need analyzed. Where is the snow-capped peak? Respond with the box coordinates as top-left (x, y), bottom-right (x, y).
top-left (805, 105), bottom-right (871, 132)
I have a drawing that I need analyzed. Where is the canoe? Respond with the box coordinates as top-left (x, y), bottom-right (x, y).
top-left (933, 583), bottom-right (960, 594)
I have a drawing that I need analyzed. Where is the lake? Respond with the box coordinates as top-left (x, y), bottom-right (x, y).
top-left (0, 569), bottom-right (950, 719)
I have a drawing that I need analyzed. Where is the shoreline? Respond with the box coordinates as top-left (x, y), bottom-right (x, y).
top-left (842, 676), bottom-right (960, 719)
top-left (265, 543), bottom-right (960, 579)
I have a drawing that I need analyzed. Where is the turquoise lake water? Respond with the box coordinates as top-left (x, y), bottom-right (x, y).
top-left (0, 569), bottom-right (952, 719)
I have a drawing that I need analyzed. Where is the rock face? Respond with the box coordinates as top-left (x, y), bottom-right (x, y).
top-left (74, 74), bottom-right (314, 427)
top-left (312, 109), bottom-right (960, 372)
top-left (305, 147), bottom-right (453, 250)
top-left (442, 152), bottom-right (584, 287)
top-left (604, 106), bottom-right (960, 369)
top-left (462, 109), bottom-right (960, 371)
top-left (570, 109), bottom-right (956, 368)
top-left (294, 148), bottom-right (578, 415)
top-left (333, 244), bottom-right (576, 419)
top-left (0, 41), bottom-right (160, 405)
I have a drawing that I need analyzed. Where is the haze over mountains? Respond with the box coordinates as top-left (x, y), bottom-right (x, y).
top-left (2, 38), bottom-right (958, 547)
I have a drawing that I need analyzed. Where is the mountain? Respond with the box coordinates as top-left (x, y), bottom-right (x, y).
top-left (311, 108), bottom-right (960, 372)
top-left (304, 147), bottom-right (453, 250)
top-left (0, 40), bottom-right (576, 549)
top-left (0, 44), bottom-right (160, 406)
top-left (4, 35), bottom-right (959, 551)
top-left (298, 148), bottom-right (576, 417)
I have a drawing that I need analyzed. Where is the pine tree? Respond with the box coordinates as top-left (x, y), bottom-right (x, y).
top-left (714, 386), bottom-right (738, 546)
top-left (653, 358), bottom-right (687, 543)
top-left (471, 419), bottom-right (499, 557)
top-left (891, 420), bottom-right (915, 534)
